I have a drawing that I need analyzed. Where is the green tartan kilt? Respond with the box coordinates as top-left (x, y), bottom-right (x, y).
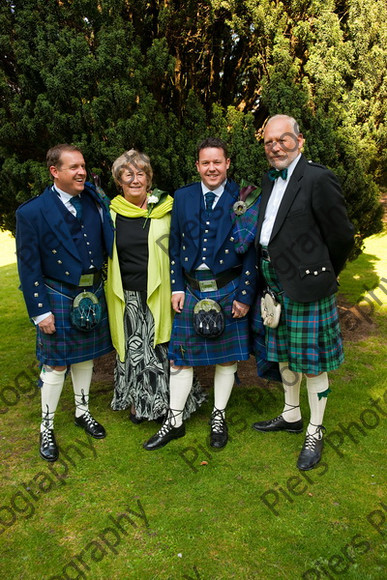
top-left (261, 259), bottom-right (344, 374)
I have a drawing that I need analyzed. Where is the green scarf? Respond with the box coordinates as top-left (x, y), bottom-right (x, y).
top-left (106, 192), bottom-right (174, 360)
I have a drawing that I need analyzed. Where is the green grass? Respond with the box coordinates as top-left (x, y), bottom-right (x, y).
top-left (0, 234), bottom-right (386, 579)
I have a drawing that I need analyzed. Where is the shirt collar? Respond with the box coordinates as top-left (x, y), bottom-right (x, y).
top-left (53, 185), bottom-right (82, 203)
top-left (284, 153), bottom-right (302, 181)
top-left (200, 179), bottom-right (227, 199)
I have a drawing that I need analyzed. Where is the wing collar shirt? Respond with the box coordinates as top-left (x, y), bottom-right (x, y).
top-left (259, 153), bottom-right (301, 247)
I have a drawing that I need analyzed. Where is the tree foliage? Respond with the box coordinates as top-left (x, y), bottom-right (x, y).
top-left (0, 0), bottom-right (385, 255)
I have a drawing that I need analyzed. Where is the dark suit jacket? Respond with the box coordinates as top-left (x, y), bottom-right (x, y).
top-left (170, 180), bottom-right (257, 305)
top-left (255, 155), bottom-right (354, 302)
top-left (16, 182), bottom-right (114, 318)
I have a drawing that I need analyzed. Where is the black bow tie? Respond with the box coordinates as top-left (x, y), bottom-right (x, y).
top-left (268, 167), bottom-right (288, 181)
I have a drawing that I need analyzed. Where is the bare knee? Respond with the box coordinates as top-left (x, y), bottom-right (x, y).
top-left (51, 365), bottom-right (67, 372)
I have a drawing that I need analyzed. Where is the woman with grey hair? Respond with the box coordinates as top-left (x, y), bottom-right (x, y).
top-left (105, 150), bottom-right (205, 423)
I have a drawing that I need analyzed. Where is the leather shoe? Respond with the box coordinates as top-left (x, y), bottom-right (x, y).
top-left (297, 426), bottom-right (326, 471)
top-left (143, 421), bottom-right (185, 450)
top-left (252, 414), bottom-right (303, 433)
top-left (210, 409), bottom-right (228, 449)
top-left (75, 411), bottom-right (106, 439)
top-left (129, 412), bottom-right (144, 425)
top-left (40, 428), bottom-right (59, 462)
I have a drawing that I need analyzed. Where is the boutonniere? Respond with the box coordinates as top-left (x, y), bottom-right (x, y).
top-left (143, 187), bottom-right (168, 228)
top-left (232, 179), bottom-right (261, 216)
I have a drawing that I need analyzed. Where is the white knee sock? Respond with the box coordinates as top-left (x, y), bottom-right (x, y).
top-left (71, 360), bottom-right (94, 418)
top-left (168, 367), bottom-right (193, 427)
top-left (213, 363), bottom-right (237, 419)
top-left (40, 366), bottom-right (66, 431)
top-left (306, 373), bottom-right (330, 438)
top-left (279, 362), bottom-right (302, 422)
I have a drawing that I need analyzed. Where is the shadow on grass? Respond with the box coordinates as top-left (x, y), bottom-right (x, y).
top-left (339, 251), bottom-right (381, 304)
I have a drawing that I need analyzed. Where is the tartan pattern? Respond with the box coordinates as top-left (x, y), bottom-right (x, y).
top-left (260, 259), bottom-right (344, 374)
top-left (168, 271), bottom-right (250, 366)
top-left (36, 279), bottom-right (113, 366)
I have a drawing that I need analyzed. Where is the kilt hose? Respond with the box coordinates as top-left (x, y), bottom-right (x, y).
top-left (260, 259), bottom-right (344, 374)
top-left (168, 270), bottom-right (250, 366)
top-left (36, 278), bottom-right (113, 366)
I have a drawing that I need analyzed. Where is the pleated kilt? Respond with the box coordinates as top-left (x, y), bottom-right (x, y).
top-left (36, 278), bottom-right (113, 366)
top-left (261, 259), bottom-right (344, 374)
top-left (168, 271), bottom-right (250, 366)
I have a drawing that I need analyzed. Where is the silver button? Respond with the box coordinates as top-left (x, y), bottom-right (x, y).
top-left (206, 221), bottom-right (210, 225)
top-left (205, 230), bottom-right (209, 233)
top-left (182, 233), bottom-right (185, 238)
top-left (203, 238), bottom-right (207, 242)
top-left (314, 271), bottom-right (318, 275)
top-left (34, 293), bottom-right (38, 297)
top-left (242, 290), bottom-right (247, 295)
top-left (183, 246), bottom-right (186, 250)
top-left (220, 260), bottom-right (224, 264)
top-left (171, 261), bottom-right (175, 265)
top-left (89, 252), bottom-right (92, 255)
top-left (65, 271), bottom-right (70, 276)
top-left (245, 281), bottom-right (250, 285)
top-left (245, 270), bottom-right (250, 275)
top-left (225, 249), bottom-right (229, 254)
top-left (203, 248), bottom-right (207, 251)
top-left (91, 259), bottom-right (94, 263)
top-left (83, 234), bottom-right (87, 238)
top-left (306, 269), bottom-right (310, 274)
top-left (52, 249), bottom-right (57, 254)
top-left (34, 282), bottom-right (39, 286)
top-left (38, 303), bottom-right (43, 307)
top-left (172, 279), bottom-right (175, 283)
top-left (86, 242), bottom-right (90, 246)
top-left (322, 267), bottom-right (326, 271)
top-left (171, 270), bottom-right (174, 274)
top-left (184, 257), bottom-right (188, 261)
top-left (57, 260), bottom-right (62, 264)
top-left (230, 237), bottom-right (234, 241)
top-left (202, 257), bottom-right (206, 260)
top-left (81, 225), bottom-right (84, 228)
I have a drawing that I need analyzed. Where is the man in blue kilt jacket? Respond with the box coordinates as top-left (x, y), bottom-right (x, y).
top-left (253, 115), bottom-right (354, 470)
top-left (144, 138), bottom-right (258, 450)
top-left (16, 144), bottom-right (114, 462)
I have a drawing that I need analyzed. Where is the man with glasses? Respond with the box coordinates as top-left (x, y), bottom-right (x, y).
top-left (253, 115), bottom-right (354, 470)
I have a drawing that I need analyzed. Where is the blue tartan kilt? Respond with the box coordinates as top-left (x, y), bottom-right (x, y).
top-left (36, 279), bottom-right (113, 366)
top-left (168, 272), bottom-right (250, 366)
top-left (260, 259), bottom-right (344, 374)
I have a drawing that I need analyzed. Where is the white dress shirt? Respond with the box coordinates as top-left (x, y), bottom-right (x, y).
top-left (260, 154), bottom-right (301, 246)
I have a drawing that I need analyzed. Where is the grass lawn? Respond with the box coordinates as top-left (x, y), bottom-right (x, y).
top-left (0, 230), bottom-right (386, 579)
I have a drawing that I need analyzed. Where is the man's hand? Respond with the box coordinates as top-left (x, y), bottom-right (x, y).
top-left (232, 300), bottom-right (250, 318)
top-left (38, 314), bottom-right (56, 334)
top-left (171, 292), bottom-right (185, 313)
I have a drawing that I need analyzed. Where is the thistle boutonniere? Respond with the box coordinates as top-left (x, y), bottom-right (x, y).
top-left (232, 178), bottom-right (261, 216)
top-left (143, 187), bottom-right (168, 228)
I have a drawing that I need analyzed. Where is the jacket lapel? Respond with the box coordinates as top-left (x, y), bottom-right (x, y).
top-left (269, 155), bottom-right (306, 242)
top-left (184, 182), bottom-right (201, 248)
top-left (255, 177), bottom-right (274, 245)
top-left (41, 187), bottom-right (81, 261)
top-left (214, 179), bottom-right (238, 253)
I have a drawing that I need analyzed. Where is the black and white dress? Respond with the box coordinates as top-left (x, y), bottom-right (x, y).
top-left (111, 214), bottom-right (205, 420)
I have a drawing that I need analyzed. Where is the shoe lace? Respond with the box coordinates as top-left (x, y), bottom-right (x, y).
top-left (81, 410), bottom-right (98, 427)
top-left (211, 409), bottom-right (226, 433)
top-left (41, 428), bottom-right (55, 448)
top-left (304, 424), bottom-right (326, 450)
top-left (157, 409), bottom-right (183, 436)
top-left (41, 404), bottom-right (55, 430)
